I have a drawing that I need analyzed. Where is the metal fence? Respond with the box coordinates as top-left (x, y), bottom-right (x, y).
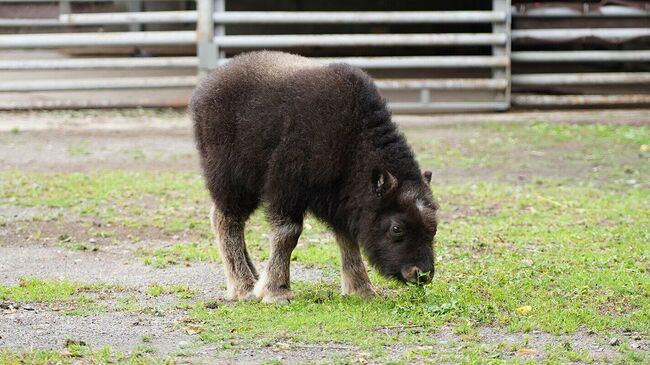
top-left (510, 1), bottom-right (650, 107)
top-left (0, 0), bottom-right (648, 111)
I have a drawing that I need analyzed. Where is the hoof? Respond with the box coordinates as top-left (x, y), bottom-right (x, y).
top-left (226, 282), bottom-right (256, 302)
top-left (253, 270), bottom-right (294, 304)
top-left (261, 294), bottom-right (292, 305)
top-left (254, 283), bottom-right (294, 305)
top-left (343, 285), bottom-right (376, 298)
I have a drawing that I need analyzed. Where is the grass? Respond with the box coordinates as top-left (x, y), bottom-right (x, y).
top-left (0, 121), bottom-right (648, 363)
top-left (146, 283), bottom-right (195, 299)
top-left (0, 278), bottom-right (132, 316)
top-left (0, 345), bottom-right (174, 365)
top-left (0, 278), bottom-right (84, 303)
top-left (65, 142), bottom-right (91, 157)
top-left (408, 122), bottom-right (649, 181)
top-left (139, 242), bottom-right (221, 268)
top-left (63, 242), bottom-right (99, 252)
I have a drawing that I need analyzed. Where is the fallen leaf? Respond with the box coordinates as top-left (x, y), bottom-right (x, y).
top-left (273, 342), bottom-right (290, 352)
top-left (185, 325), bottom-right (203, 335)
top-left (229, 325), bottom-right (253, 333)
top-left (515, 348), bottom-right (537, 356)
top-left (640, 144), bottom-right (648, 153)
top-left (516, 305), bottom-right (532, 315)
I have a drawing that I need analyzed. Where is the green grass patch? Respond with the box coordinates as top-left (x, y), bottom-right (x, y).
top-left (63, 242), bottom-right (99, 252)
top-left (66, 143), bottom-right (91, 157)
top-left (147, 283), bottom-right (195, 299)
top-left (0, 278), bottom-right (82, 303)
top-left (181, 180), bottom-right (649, 355)
top-left (0, 278), bottom-right (127, 316)
top-left (0, 346), bottom-right (173, 365)
top-left (408, 122), bottom-right (649, 181)
top-left (1, 122), bottom-right (648, 363)
top-left (138, 242), bottom-right (221, 268)
top-left (477, 122), bottom-right (650, 147)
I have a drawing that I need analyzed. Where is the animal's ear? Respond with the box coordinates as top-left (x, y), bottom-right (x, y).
top-left (372, 168), bottom-right (398, 198)
top-left (422, 170), bottom-right (432, 185)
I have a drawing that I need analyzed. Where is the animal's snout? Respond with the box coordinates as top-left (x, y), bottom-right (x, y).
top-left (401, 266), bottom-right (432, 285)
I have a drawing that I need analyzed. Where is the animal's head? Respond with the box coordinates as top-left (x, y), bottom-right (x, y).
top-left (360, 168), bottom-right (438, 285)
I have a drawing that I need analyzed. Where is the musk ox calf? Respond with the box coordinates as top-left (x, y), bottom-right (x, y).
top-left (190, 51), bottom-right (438, 303)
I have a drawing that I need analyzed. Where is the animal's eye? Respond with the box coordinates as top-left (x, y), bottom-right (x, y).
top-left (391, 224), bottom-right (404, 238)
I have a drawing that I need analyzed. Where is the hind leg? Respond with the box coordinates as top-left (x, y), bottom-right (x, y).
top-left (254, 214), bottom-right (303, 304)
top-left (211, 204), bottom-right (258, 301)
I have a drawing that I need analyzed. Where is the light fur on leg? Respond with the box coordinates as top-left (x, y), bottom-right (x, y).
top-left (336, 233), bottom-right (375, 298)
top-left (211, 204), bottom-right (257, 301)
top-left (254, 218), bottom-right (302, 304)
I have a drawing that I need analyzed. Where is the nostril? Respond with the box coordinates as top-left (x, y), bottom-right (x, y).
top-left (401, 266), bottom-right (420, 283)
top-left (413, 268), bottom-right (423, 278)
top-left (402, 266), bottom-right (433, 285)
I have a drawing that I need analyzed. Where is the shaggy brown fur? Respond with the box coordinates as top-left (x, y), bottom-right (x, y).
top-left (191, 51), bottom-right (438, 302)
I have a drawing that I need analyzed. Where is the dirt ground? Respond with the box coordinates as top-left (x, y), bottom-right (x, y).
top-left (1, 109), bottom-right (649, 364)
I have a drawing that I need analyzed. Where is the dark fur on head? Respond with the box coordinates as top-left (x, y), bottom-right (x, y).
top-left (191, 51), bottom-right (438, 290)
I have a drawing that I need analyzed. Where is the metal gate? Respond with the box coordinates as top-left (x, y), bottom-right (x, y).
top-left (511, 1), bottom-right (650, 107)
top-left (0, 0), bottom-right (510, 111)
top-left (0, 1), bottom-right (648, 111)
top-left (197, 0), bottom-right (511, 112)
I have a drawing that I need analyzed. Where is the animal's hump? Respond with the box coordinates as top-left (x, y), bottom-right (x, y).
top-left (325, 62), bottom-right (389, 124)
top-left (231, 51), bottom-right (322, 79)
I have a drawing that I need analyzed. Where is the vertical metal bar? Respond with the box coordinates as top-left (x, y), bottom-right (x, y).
top-left (59, 0), bottom-right (71, 16)
top-left (492, 0), bottom-right (511, 110)
top-left (127, 1), bottom-right (143, 33)
top-left (197, 0), bottom-right (218, 75)
top-left (215, 0), bottom-right (226, 59)
top-left (419, 89), bottom-right (430, 104)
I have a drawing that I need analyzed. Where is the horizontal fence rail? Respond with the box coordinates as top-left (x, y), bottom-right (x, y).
top-left (512, 73), bottom-right (650, 86)
top-left (59, 10), bottom-right (197, 25)
top-left (212, 11), bottom-right (508, 24)
top-left (514, 94), bottom-right (650, 106)
top-left (512, 28), bottom-right (650, 42)
top-left (388, 101), bottom-right (510, 112)
top-left (0, 11), bottom-right (197, 27)
top-left (0, 76), bottom-right (198, 92)
top-left (0, 31), bottom-right (196, 48)
top-left (511, 50), bottom-right (650, 63)
top-left (375, 79), bottom-right (508, 90)
top-left (0, 10), bottom-right (509, 27)
top-left (513, 5), bottom-right (650, 17)
top-left (0, 57), bottom-right (198, 70)
top-left (216, 56), bottom-right (509, 68)
top-left (0, 76), bottom-right (508, 92)
top-left (212, 33), bottom-right (507, 48)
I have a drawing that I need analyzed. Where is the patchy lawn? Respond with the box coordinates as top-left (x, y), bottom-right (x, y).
top-left (0, 110), bottom-right (648, 364)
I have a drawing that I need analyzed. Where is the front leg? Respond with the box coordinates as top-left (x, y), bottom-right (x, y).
top-left (336, 233), bottom-right (375, 297)
top-left (211, 205), bottom-right (257, 301)
top-left (254, 217), bottom-right (302, 304)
